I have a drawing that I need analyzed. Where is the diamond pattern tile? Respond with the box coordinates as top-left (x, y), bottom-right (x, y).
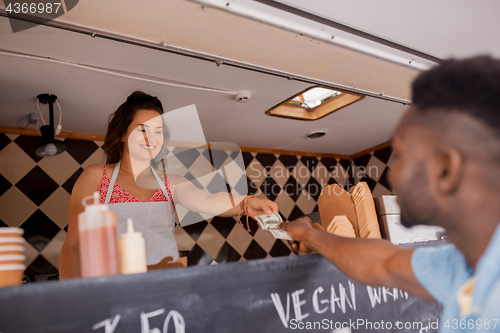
top-left (226, 223), bottom-right (253, 256)
top-left (274, 191), bottom-right (296, 220)
top-left (205, 172), bottom-right (229, 194)
top-left (24, 241), bottom-right (39, 267)
top-left (352, 165), bottom-right (365, 184)
top-left (303, 176), bottom-right (322, 202)
top-left (373, 145), bottom-right (393, 164)
top-left (300, 156), bottom-right (319, 174)
top-left (241, 152), bottom-right (254, 168)
top-left (378, 167), bottom-right (392, 191)
top-left (269, 240), bottom-right (292, 257)
top-left (21, 209), bottom-right (60, 252)
top-left (174, 224), bottom-right (196, 251)
top-left (181, 220), bottom-right (208, 241)
top-left (291, 160), bottom-right (311, 188)
top-left (0, 133), bottom-right (11, 151)
top-left (260, 175), bottom-right (280, 201)
top-left (268, 160), bottom-right (289, 187)
top-left (243, 240), bottom-right (267, 260)
top-left (253, 227), bottom-right (276, 253)
top-left (64, 138), bottom-right (99, 164)
top-left (210, 216), bottom-right (237, 238)
top-left (371, 183), bottom-right (392, 197)
top-left (24, 254), bottom-right (58, 276)
top-left (295, 190), bottom-right (317, 216)
top-left (80, 148), bottom-right (105, 169)
top-left (278, 154), bottom-right (298, 169)
top-left (214, 241), bottom-right (241, 263)
top-left (255, 153), bottom-right (277, 170)
top-left (352, 153), bottom-right (372, 169)
top-left (172, 147), bottom-right (201, 169)
top-left (40, 229), bottom-right (66, 269)
top-left (320, 157), bottom-right (337, 173)
top-left (283, 176), bottom-right (302, 202)
top-left (288, 205), bottom-right (305, 222)
top-left (365, 155), bottom-right (387, 182)
top-left (0, 187), bottom-right (37, 227)
top-left (39, 187), bottom-right (71, 229)
top-left (0, 142), bottom-right (37, 184)
top-left (38, 151), bottom-right (80, 185)
top-left (187, 244), bottom-right (212, 266)
top-left (0, 133), bottom-right (394, 273)
top-left (62, 167), bottom-right (84, 194)
top-left (245, 159), bottom-right (266, 188)
top-left (0, 173), bottom-right (12, 197)
top-left (196, 224), bottom-right (226, 258)
top-left (210, 149), bottom-right (229, 170)
top-left (13, 135), bottom-right (44, 163)
top-left (16, 166), bottom-right (58, 206)
top-left (312, 162), bottom-right (331, 188)
top-left (338, 159), bottom-right (352, 177)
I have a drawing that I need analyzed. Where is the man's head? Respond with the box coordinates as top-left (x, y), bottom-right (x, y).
top-left (389, 56), bottom-right (500, 228)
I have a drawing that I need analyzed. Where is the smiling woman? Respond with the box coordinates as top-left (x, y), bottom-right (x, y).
top-left (58, 91), bottom-right (279, 279)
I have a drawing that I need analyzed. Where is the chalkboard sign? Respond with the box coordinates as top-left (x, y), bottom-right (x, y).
top-left (0, 254), bottom-right (441, 333)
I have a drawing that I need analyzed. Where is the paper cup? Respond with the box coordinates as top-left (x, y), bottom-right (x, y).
top-left (0, 238), bottom-right (24, 246)
top-left (0, 264), bottom-right (25, 288)
top-left (0, 254), bottom-right (25, 265)
top-left (0, 228), bottom-right (24, 237)
top-left (0, 245), bottom-right (24, 255)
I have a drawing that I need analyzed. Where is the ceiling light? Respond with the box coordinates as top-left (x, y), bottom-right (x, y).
top-left (35, 94), bottom-right (66, 157)
top-left (307, 130), bottom-right (326, 139)
top-left (266, 86), bottom-right (364, 121)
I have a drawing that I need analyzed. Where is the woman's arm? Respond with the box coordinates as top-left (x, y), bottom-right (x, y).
top-left (59, 164), bottom-right (102, 279)
top-left (172, 176), bottom-right (278, 218)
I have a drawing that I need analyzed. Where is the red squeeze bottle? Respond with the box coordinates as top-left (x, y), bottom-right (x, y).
top-left (78, 191), bottom-right (119, 278)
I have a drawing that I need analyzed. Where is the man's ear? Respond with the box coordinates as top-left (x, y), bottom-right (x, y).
top-left (431, 148), bottom-right (463, 194)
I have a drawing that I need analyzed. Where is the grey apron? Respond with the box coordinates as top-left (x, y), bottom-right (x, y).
top-left (104, 161), bottom-right (178, 264)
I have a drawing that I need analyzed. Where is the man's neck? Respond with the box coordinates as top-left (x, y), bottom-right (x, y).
top-left (445, 203), bottom-right (500, 270)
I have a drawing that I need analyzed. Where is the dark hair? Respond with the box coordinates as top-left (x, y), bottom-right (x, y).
top-left (412, 55), bottom-right (500, 134)
top-left (102, 91), bottom-right (165, 164)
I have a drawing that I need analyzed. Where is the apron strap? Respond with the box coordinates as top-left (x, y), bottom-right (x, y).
top-left (150, 166), bottom-right (172, 203)
top-left (105, 161), bottom-right (121, 204)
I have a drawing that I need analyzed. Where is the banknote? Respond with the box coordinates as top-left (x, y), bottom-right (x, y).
top-left (255, 212), bottom-right (293, 241)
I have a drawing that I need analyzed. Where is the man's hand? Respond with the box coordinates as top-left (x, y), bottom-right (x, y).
top-left (279, 218), bottom-right (314, 254)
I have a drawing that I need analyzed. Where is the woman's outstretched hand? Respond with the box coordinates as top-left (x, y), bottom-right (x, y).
top-left (246, 197), bottom-right (279, 217)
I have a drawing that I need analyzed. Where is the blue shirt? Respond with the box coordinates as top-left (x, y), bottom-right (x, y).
top-left (412, 224), bottom-right (500, 332)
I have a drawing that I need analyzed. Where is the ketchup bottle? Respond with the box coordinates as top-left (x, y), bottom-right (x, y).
top-left (78, 192), bottom-right (119, 278)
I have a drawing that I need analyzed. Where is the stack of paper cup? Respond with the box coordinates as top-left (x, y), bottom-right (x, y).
top-left (0, 227), bottom-right (25, 288)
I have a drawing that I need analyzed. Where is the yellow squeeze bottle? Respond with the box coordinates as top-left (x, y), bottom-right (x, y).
top-left (119, 218), bottom-right (147, 274)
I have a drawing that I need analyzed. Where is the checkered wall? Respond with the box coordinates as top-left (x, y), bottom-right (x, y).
top-left (0, 133), bottom-right (393, 278)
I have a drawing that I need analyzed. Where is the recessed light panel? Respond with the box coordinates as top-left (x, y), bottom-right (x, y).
top-left (266, 86), bottom-right (364, 120)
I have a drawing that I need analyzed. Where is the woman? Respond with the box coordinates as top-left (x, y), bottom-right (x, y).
top-left (59, 91), bottom-right (278, 278)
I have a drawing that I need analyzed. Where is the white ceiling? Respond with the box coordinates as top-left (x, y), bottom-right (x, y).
top-left (1, 0), bottom-right (498, 156)
top-left (276, 0), bottom-right (500, 59)
top-left (0, 16), bottom-right (406, 155)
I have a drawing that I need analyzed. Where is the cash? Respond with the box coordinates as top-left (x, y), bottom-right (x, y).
top-left (255, 212), bottom-right (293, 241)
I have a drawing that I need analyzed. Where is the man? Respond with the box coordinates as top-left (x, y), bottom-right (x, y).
top-left (279, 56), bottom-right (500, 332)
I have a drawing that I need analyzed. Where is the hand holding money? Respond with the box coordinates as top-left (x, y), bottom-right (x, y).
top-left (255, 212), bottom-right (293, 241)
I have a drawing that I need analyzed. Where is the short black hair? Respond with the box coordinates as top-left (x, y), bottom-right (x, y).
top-left (412, 55), bottom-right (500, 135)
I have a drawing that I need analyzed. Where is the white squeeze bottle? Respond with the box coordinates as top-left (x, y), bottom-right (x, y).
top-left (78, 191), bottom-right (119, 278)
top-left (119, 218), bottom-right (147, 275)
